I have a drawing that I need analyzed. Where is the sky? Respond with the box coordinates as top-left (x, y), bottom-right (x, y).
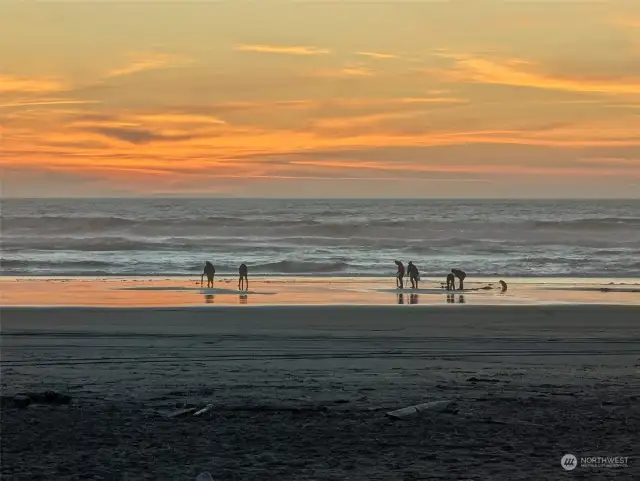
top-left (1, 1), bottom-right (639, 198)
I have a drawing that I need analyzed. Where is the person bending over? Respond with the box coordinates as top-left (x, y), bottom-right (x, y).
top-left (451, 268), bottom-right (466, 290)
top-left (407, 261), bottom-right (420, 289)
top-left (202, 261), bottom-right (216, 288)
top-left (238, 263), bottom-right (249, 291)
top-left (394, 261), bottom-right (405, 289)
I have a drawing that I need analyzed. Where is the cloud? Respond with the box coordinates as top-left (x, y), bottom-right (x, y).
top-left (355, 51), bottom-right (397, 60)
top-left (0, 75), bottom-right (68, 93)
top-left (313, 112), bottom-right (424, 129)
top-left (0, 99), bottom-right (101, 109)
top-left (85, 126), bottom-right (196, 144)
top-left (433, 53), bottom-right (640, 94)
top-left (133, 113), bottom-right (226, 125)
top-left (311, 65), bottom-right (375, 78)
top-left (235, 44), bottom-right (330, 56)
top-left (106, 53), bottom-right (191, 78)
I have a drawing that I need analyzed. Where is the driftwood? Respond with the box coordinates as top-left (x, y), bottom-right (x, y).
top-left (166, 407), bottom-right (198, 418)
top-left (194, 404), bottom-right (214, 416)
top-left (386, 400), bottom-right (453, 419)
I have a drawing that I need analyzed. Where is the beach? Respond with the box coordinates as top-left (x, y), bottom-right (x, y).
top-left (1, 278), bottom-right (639, 480)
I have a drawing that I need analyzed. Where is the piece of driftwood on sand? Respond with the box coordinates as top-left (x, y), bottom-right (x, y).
top-left (194, 404), bottom-right (214, 416)
top-left (166, 406), bottom-right (198, 418)
top-left (386, 400), bottom-right (453, 419)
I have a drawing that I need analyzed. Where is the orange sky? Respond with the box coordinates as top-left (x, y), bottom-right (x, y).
top-left (1, 1), bottom-right (639, 198)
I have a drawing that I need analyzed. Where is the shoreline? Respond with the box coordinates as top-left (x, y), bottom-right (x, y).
top-left (1, 276), bottom-right (639, 307)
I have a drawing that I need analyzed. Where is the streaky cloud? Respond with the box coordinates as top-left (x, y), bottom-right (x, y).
top-left (0, 75), bottom-right (68, 93)
top-left (235, 44), bottom-right (330, 55)
top-left (105, 53), bottom-right (191, 78)
top-left (85, 126), bottom-right (196, 144)
top-left (0, 99), bottom-right (102, 108)
top-left (433, 52), bottom-right (640, 94)
top-left (310, 66), bottom-right (375, 78)
top-left (355, 51), bottom-right (398, 60)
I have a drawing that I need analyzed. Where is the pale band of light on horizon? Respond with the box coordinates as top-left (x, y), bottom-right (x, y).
top-left (1, 1), bottom-right (639, 198)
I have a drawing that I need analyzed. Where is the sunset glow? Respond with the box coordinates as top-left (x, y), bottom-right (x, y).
top-left (1, 1), bottom-right (639, 198)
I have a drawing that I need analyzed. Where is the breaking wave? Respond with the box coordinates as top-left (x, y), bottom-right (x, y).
top-left (2, 199), bottom-right (639, 278)
top-left (253, 260), bottom-right (350, 274)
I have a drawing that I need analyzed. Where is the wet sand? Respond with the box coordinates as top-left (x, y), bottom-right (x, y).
top-left (1, 276), bottom-right (640, 307)
top-left (1, 304), bottom-right (639, 480)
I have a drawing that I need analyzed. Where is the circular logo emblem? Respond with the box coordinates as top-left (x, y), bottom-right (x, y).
top-left (561, 454), bottom-right (578, 471)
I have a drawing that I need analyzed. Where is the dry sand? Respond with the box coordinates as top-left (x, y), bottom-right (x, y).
top-left (1, 305), bottom-right (639, 480)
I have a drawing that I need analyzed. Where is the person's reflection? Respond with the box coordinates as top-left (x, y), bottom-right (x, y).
top-left (447, 293), bottom-right (454, 304)
top-left (397, 293), bottom-right (405, 304)
top-left (410, 293), bottom-right (419, 305)
top-left (458, 294), bottom-right (466, 304)
top-left (239, 294), bottom-right (248, 305)
top-left (204, 294), bottom-right (215, 304)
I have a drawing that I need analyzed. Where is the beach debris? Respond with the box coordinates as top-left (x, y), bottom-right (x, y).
top-left (1, 391), bottom-right (72, 409)
top-left (196, 472), bottom-right (214, 481)
top-left (467, 377), bottom-right (502, 384)
top-left (194, 403), bottom-right (214, 416)
top-left (386, 400), bottom-right (453, 419)
top-left (31, 391), bottom-right (72, 405)
top-left (11, 395), bottom-right (32, 409)
top-left (166, 406), bottom-right (198, 418)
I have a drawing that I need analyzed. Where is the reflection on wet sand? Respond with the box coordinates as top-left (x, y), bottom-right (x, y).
top-left (204, 294), bottom-right (215, 304)
top-left (447, 294), bottom-right (466, 304)
top-left (239, 294), bottom-right (248, 304)
top-left (397, 293), bottom-right (419, 305)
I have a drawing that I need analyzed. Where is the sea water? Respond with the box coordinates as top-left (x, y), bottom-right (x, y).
top-left (2, 198), bottom-right (639, 278)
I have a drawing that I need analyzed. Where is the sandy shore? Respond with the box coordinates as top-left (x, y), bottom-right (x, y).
top-left (2, 305), bottom-right (638, 480)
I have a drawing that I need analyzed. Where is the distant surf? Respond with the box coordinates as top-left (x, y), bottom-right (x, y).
top-left (2, 198), bottom-right (639, 278)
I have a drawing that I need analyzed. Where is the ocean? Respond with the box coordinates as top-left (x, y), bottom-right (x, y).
top-left (1, 198), bottom-right (639, 278)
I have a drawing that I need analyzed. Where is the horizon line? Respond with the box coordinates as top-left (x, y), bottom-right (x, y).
top-left (3, 196), bottom-right (639, 201)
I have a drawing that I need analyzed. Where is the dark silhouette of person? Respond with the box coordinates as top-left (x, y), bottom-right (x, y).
top-left (395, 261), bottom-right (405, 289)
top-left (499, 280), bottom-right (508, 292)
top-left (407, 261), bottom-right (419, 289)
top-left (446, 273), bottom-right (456, 291)
top-left (451, 268), bottom-right (466, 290)
top-left (238, 263), bottom-right (248, 291)
top-left (410, 293), bottom-right (418, 304)
top-left (202, 261), bottom-right (215, 288)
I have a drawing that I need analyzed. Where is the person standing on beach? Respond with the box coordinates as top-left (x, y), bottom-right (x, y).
top-left (238, 263), bottom-right (248, 291)
top-left (395, 261), bottom-right (405, 289)
top-left (451, 268), bottom-right (466, 290)
top-left (446, 273), bottom-right (456, 291)
top-left (201, 261), bottom-right (215, 288)
top-left (407, 261), bottom-right (420, 289)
